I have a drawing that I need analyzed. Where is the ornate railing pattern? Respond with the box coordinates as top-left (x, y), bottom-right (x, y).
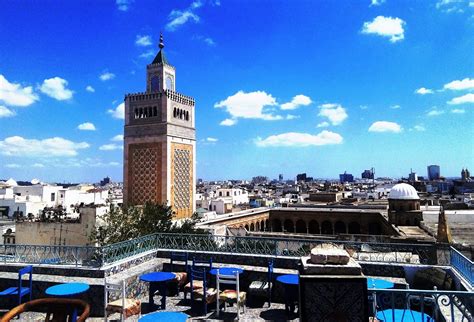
top-left (0, 244), bottom-right (100, 267)
top-left (369, 288), bottom-right (473, 321)
top-left (451, 247), bottom-right (474, 287)
top-left (101, 233), bottom-right (439, 266)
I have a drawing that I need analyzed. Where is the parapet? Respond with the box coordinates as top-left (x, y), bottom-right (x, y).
top-left (165, 89), bottom-right (195, 106)
top-left (125, 92), bottom-right (163, 102)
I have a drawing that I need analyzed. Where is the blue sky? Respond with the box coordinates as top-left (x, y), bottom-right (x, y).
top-left (0, 0), bottom-right (473, 183)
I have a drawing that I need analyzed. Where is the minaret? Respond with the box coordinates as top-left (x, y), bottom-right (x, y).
top-left (123, 33), bottom-right (196, 219)
top-left (437, 204), bottom-right (452, 244)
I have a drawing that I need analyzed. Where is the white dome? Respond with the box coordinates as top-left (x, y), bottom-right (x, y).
top-left (6, 178), bottom-right (17, 187)
top-left (388, 183), bottom-right (419, 200)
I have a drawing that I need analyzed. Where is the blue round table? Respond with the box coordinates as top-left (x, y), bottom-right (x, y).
top-left (210, 267), bottom-right (243, 276)
top-left (140, 272), bottom-right (176, 311)
top-left (277, 274), bottom-right (299, 316)
top-left (376, 309), bottom-right (434, 321)
top-left (45, 282), bottom-right (90, 297)
top-left (367, 278), bottom-right (394, 289)
top-left (139, 311), bottom-right (189, 322)
top-left (277, 274), bottom-right (299, 285)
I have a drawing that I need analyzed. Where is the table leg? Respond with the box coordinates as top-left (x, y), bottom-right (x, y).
top-left (160, 282), bottom-right (167, 310)
top-left (149, 283), bottom-right (157, 312)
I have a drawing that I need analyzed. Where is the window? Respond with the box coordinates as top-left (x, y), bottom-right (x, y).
top-left (153, 106), bottom-right (158, 117)
top-left (51, 193), bottom-right (55, 202)
top-left (151, 76), bottom-right (160, 92)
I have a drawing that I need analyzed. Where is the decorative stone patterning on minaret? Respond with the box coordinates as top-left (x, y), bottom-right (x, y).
top-left (123, 34), bottom-right (196, 219)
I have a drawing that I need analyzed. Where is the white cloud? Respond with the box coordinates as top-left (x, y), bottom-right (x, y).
top-left (108, 102), bottom-right (125, 120)
top-left (368, 121), bottom-right (402, 133)
top-left (444, 78), bottom-right (474, 91)
top-left (0, 75), bottom-right (38, 107)
top-left (427, 109), bottom-right (445, 116)
top-left (448, 93), bottom-right (474, 105)
top-left (203, 37), bottom-right (216, 46)
top-left (317, 121), bottom-right (330, 128)
top-left (0, 136), bottom-right (89, 157)
top-left (77, 122), bottom-right (96, 131)
top-left (361, 16), bottom-right (406, 43)
top-left (413, 125), bottom-right (426, 131)
top-left (32, 163), bottom-right (44, 168)
top-left (0, 106), bottom-right (15, 118)
top-left (220, 118), bottom-right (237, 126)
top-left (370, 0), bottom-right (386, 6)
top-left (139, 50), bottom-right (155, 59)
top-left (166, 1), bottom-right (203, 31)
top-left (5, 163), bottom-right (20, 168)
top-left (390, 104), bottom-right (401, 109)
top-left (360, 105), bottom-right (368, 110)
top-left (451, 108), bottom-right (465, 113)
top-left (206, 137), bottom-right (218, 142)
top-left (280, 95), bottom-right (312, 110)
top-left (99, 143), bottom-right (123, 151)
top-left (116, 0), bottom-right (132, 11)
top-left (99, 72), bottom-right (116, 81)
top-left (318, 103), bottom-right (348, 125)
top-left (86, 85), bottom-right (95, 93)
top-left (255, 131), bottom-right (343, 147)
top-left (415, 87), bottom-right (434, 95)
top-left (215, 90), bottom-right (283, 122)
top-left (286, 114), bottom-right (299, 120)
top-left (111, 134), bottom-right (124, 141)
top-left (135, 35), bottom-right (152, 47)
top-left (39, 77), bottom-right (74, 101)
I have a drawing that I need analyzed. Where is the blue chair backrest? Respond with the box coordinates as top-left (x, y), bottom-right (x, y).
top-left (192, 257), bottom-right (213, 272)
top-left (267, 260), bottom-right (274, 282)
top-left (190, 266), bottom-right (208, 294)
top-left (170, 252), bottom-right (188, 272)
top-left (18, 265), bottom-right (33, 291)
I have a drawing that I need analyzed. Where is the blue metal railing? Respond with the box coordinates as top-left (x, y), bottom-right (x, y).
top-left (450, 246), bottom-right (474, 287)
top-left (369, 288), bottom-right (473, 321)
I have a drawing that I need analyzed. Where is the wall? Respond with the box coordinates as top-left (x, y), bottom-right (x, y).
top-left (15, 207), bottom-right (98, 246)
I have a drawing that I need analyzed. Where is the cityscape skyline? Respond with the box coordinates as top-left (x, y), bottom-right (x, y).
top-left (1, 1), bottom-right (473, 182)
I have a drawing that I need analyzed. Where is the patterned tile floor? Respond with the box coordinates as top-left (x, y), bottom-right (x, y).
top-left (1, 292), bottom-right (300, 321)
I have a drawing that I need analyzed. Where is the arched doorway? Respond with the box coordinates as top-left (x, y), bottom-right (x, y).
top-left (272, 219), bottom-right (282, 232)
top-left (244, 224), bottom-right (249, 231)
top-left (284, 219), bottom-right (294, 233)
top-left (321, 221), bottom-right (333, 234)
top-left (348, 222), bottom-right (361, 234)
top-left (250, 223), bottom-right (255, 231)
top-left (368, 222), bottom-right (382, 235)
top-left (334, 221), bottom-right (346, 234)
top-left (308, 220), bottom-right (319, 234)
top-left (256, 222), bottom-right (260, 231)
top-left (295, 220), bottom-right (306, 233)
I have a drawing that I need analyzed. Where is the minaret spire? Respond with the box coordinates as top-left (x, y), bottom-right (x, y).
top-left (159, 32), bottom-right (164, 50)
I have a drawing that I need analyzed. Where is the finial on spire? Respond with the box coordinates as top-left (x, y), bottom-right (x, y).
top-left (159, 33), bottom-right (164, 50)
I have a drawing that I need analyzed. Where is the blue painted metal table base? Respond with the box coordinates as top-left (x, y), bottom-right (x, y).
top-left (140, 272), bottom-right (176, 311)
top-left (139, 311), bottom-right (189, 321)
top-left (276, 274), bottom-right (299, 316)
top-left (376, 309), bottom-right (434, 321)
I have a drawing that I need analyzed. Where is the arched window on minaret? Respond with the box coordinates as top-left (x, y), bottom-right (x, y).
top-left (186, 111), bottom-right (189, 121)
top-left (153, 106), bottom-right (158, 117)
top-left (173, 108), bottom-right (177, 118)
top-left (139, 108), bottom-right (143, 118)
top-left (134, 108), bottom-right (138, 119)
top-left (151, 76), bottom-right (160, 92)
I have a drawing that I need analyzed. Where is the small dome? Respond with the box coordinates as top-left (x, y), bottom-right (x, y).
top-left (6, 178), bottom-right (17, 187)
top-left (388, 183), bottom-right (419, 200)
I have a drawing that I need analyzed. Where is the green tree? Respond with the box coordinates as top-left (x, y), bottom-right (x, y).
top-left (91, 202), bottom-right (205, 246)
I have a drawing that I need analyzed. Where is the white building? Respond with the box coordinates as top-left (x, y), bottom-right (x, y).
top-left (215, 188), bottom-right (249, 205)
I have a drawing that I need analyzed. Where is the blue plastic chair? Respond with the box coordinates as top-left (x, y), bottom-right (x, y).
top-left (190, 266), bottom-right (216, 315)
top-left (248, 259), bottom-right (273, 307)
top-left (0, 265), bottom-right (33, 306)
top-left (184, 257), bottom-right (213, 300)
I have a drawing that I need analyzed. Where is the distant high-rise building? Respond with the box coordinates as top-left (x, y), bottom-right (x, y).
top-left (427, 165), bottom-right (440, 181)
top-left (339, 171), bottom-right (354, 183)
top-left (408, 171), bottom-right (418, 182)
top-left (296, 173), bottom-right (307, 182)
top-left (252, 176), bottom-right (268, 184)
top-left (100, 176), bottom-right (111, 186)
top-left (361, 169), bottom-right (374, 180)
top-left (278, 174), bottom-right (283, 182)
top-left (461, 168), bottom-right (471, 181)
